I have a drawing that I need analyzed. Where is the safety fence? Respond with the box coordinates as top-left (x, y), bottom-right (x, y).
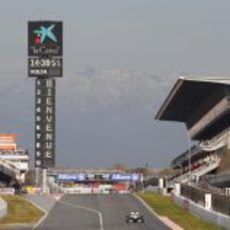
top-left (181, 183), bottom-right (230, 216)
top-left (212, 193), bottom-right (230, 216)
top-left (181, 183), bottom-right (205, 206)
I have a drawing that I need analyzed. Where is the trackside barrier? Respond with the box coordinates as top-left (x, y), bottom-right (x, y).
top-left (0, 197), bottom-right (7, 218)
top-left (145, 185), bottom-right (159, 193)
top-left (181, 184), bottom-right (205, 206)
top-left (159, 178), bottom-right (164, 189)
top-left (158, 178), bottom-right (167, 195)
top-left (175, 183), bottom-right (181, 196)
top-left (181, 184), bottom-right (230, 216)
top-left (212, 193), bottom-right (230, 216)
top-left (173, 193), bottom-right (230, 230)
top-left (173, 183), bottom-right (230, 229)
top-left (205, 193), bottom-right (212, 210)
top-left (0, 188), bottom-right (15, 195)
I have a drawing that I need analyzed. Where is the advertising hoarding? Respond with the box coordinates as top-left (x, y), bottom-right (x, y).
top-left (55, 173), bottom-right (142, 182)
top-left (57, 174), bottom-right (86, 182)
top-left (28, 21), bottom-right (62, 56)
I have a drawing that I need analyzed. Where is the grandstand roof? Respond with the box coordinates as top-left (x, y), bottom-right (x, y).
top-left (155, 76), bottom-right (230, 122)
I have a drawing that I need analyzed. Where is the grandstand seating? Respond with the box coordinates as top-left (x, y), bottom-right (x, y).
top-left (171, 154), bottom-right (221, 184)
top-left (0, 159), bottom-right (22, 184)
top-left (200, 129), bottom-right (229, 151)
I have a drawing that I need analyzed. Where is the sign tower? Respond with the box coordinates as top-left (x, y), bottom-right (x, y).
top-left (28, 21), bottom-right (63, 187)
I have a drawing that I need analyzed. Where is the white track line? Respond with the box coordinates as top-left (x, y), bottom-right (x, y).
top-left (24, 198), bottom-right (48, 229)
top-left (58, 200), bottom-right (104, 230)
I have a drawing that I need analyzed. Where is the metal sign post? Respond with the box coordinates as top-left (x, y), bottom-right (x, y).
top-left (42, 168), bottom-right (48, 194)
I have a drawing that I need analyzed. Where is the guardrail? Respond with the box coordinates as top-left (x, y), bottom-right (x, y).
top-left (173, 192), bottom-right (230, 229)
top-left (212, 193), bottom-right (230, 216)
top-left (181, 183), bottom-right (230, 217)
top-left (181, 184), bottom-right (205, 206)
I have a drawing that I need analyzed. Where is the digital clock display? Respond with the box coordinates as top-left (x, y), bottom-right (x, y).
top-left (28, 57), bottom-right (63, 77)
top-left (29, 58), bottom-right (62, 68)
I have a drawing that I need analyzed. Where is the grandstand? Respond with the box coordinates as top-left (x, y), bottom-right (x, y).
top-left (155, 76), bottom-right (230, 189)
top-left (0, 134), bottom-right (29, 189)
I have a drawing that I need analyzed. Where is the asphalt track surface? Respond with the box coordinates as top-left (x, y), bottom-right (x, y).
top-left (35, 194), bottom-right (171, 230)
top-left (20, 194), bottom-right (170, 230)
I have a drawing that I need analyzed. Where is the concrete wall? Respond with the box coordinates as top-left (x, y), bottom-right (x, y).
top-left (173, 194), bottom-right (230, 230)
top-left (0, 197), bottom-right (7, 218)
top-left (145, 186), bottom-right (159, 193)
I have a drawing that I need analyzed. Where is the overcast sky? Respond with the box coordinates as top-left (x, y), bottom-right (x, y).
top-left (0, 1), bottom-right (229, 169)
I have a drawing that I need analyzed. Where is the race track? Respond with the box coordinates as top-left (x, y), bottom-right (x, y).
top-left (36, 194), bottom-right (171, 230)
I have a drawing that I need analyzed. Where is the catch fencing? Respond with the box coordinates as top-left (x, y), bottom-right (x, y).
top-left (181, 183), bottom-right (230, 216)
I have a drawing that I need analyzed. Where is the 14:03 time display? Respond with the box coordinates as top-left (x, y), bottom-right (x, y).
top-left (29, 58), bottom-right (62, 68)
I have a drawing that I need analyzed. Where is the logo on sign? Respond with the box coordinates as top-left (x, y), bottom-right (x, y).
top-left (110, 173), bottom-right (140, 181)
top-left (78, 173), bottom-right (86, 181)
top-left (28, 21), bottom-right (62, 56)
top-left (131, 174), bottom-right (139, 181)
top-left (57, 173), bottom-right (86, 181)
top-left (33, 24), bottom-right (58, 45)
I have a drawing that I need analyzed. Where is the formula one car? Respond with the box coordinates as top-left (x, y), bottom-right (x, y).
top-left (126, 211), bottom-right (144, 223)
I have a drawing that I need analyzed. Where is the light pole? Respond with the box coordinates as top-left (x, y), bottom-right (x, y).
top-left (179, 163), bottom-right (183, 177)
top-left (186, 131), bottom-right (192, 184)
top-left (184, 124), bottom-right (192, 184)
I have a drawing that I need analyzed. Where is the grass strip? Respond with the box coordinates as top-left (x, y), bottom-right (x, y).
top-left (0, 195), bottom-right (44, 225)
top-left (137, 192), bottom-right (224, 230)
